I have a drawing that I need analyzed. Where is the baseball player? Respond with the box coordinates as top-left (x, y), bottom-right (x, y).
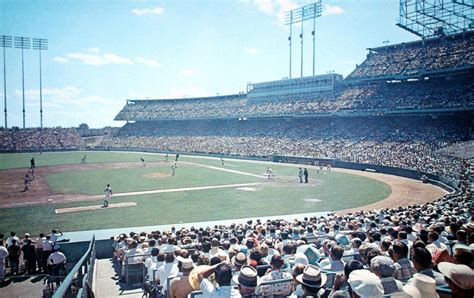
top-left (298, 167), bottom-right (304, 183)
top-left (266, 167), bottom-right (274, 179)
top-left (23, 174), bottom-right (33, 192)
top-left (81, 154), bottom-right (87, 164)
top-left (140, 157), bottom-right (146, 167)
top-left (171, 163), bottom-right (178, 176)
top-left (103, 184), bottom-right (112, 207)
top-left (220, 157), bottom-right (224, 166)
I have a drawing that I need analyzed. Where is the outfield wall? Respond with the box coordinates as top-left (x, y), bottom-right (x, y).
top-left (272, 155), bottom-right (457, 192)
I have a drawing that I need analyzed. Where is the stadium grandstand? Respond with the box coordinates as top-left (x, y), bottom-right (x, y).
top-left (108, 30), bottom-right (474, 184)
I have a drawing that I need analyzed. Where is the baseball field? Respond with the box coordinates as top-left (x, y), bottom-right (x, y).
top-left (0, 151), bottom-right (443, 235)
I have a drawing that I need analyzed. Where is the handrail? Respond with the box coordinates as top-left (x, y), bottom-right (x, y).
top-left (53, 235), bottom-right (96, 298)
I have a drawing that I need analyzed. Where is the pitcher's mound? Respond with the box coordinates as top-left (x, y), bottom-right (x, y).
top-left (142, 173), bottom-right (169, 178)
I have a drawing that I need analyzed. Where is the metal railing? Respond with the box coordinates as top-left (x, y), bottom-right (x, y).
top-left (53, 235), bottom-right (96, 298)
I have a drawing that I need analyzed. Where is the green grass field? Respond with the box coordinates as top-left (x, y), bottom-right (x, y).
top-left (0, 151), bottom-right (391, 235)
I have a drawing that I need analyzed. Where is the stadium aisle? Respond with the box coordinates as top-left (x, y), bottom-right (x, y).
top-left (94, 259), bottom-right (143, 297)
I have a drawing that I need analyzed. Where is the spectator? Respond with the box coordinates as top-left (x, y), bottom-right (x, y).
top-left (169, 256), bottom-right (195, 298)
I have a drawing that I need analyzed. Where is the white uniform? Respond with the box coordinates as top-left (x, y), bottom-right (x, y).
top-left (266, 168), bottom-right (274, 179)
top-left (171, 164), bottom-right (177, 176)
top-left (103, 186), bottom-right (112, 207)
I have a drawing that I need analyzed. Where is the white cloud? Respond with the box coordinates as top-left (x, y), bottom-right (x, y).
top-left (178, 69), bottom-right (200, 76)
top-left (243, 0), bottom-right (300, 25)
top-left (131, 6), bottom-right (164, 16)
top-left (55, 49), bottom-right (133, 66)
top-left (254, 0), bottom-right (275, 15)
top-left (244, 48), bottom-right (263, 55)
top-left (53, 57), bottom-right (68, 63)
top-left (322, 4), bottom-right (345, 16)
top-left (135, 57), bottom-right (161, 68)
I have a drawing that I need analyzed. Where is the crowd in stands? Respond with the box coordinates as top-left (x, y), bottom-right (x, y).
top-left (103, 114), bottom-right (471, 181)
top-left (111, 160), bottom-right (473, 297)
top-left (347, 32), bottom-right (474, 80)
top-left (114, 73), bottom-right (473, 122)
top-left (0, 229), bottom-right (67, 283)
top-left (0, 127), bottom-right (83, 152)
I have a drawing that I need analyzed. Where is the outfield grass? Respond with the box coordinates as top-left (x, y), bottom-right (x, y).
top-left (0, 151), bottom-right (391, 235)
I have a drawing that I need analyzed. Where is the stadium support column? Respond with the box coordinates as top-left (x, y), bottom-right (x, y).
top-left (33, 38), bottom-right (48, 129)
top-left (14, 37), bottom-right (30, 129)
top-left (289, 22), bottom-right (292, 79)
top-left (1, 35), bottom-right (12, 129)
top-left (300, 21), bottom-right (303, 78)
top-left (312, 9), bottom-right (316, 76)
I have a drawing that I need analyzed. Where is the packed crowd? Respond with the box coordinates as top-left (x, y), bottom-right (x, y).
top-left (114, 73), bottom-right (473, 121)
top-left (103, 114), bottom-right (470, 181)
top-left (0, 229), bottom-right (67, 282)
top-left (0, 128), bottom-right (83, 152)
top-left (347, 32), bottom-right (474, 80)
top-left (111, 161), bottom-right (473, 297)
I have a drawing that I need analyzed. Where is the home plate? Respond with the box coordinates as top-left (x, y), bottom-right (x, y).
top-left (236, 187), bottom-right (257, 192)
top-left (304, 198), bottom-right (321, 203)
top-left (55, 202), bottom-right (137, 214)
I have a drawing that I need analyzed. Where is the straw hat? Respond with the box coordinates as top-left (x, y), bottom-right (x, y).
top-left (438, 262), bottom-right (474, 290)
top-left (295, 264), bottom-right (327, 288)
top-left (232, 265), bottom-right (261, 287)
top-left (409, 274), bottom-right (438, 298)
top-left (231, 252), bottom-right (248, 268)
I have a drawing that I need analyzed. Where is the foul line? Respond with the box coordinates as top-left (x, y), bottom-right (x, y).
top-left (182, 161), bottom-right (266, 178)
top-left (98, 182), bottom-right (263, 198)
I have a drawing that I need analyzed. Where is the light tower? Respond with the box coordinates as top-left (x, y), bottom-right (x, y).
top-left (32, 38), bottom-right (48, 129)
top-left (285, 1), bottom-right (322, 78)
top-left (0, 35), bottom-right (12, 129)
top-left (14, 36), bottom-right (31, 129)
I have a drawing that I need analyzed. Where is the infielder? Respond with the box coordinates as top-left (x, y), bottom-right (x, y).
top-left (103, 184), bottom-right (112, 207)
top-left (266, 167), bottom-right (274, 179)
top-left (171, 163), bottom-right (178, 176)
top-left (140, 157), bottom-right (146, 167)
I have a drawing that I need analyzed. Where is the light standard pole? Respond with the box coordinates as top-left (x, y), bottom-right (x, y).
top-left (32, 38), bottom-right (48, 129)
top-left (14, 36), bottom-right (31, 129)
top-left (0, 35), bottom-right (12, 129)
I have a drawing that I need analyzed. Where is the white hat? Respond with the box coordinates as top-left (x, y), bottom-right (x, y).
top-left (438, 262), bottom-right (474, 290)
top-left (401, 283), bottom-right (422, 298)
top-left (409, 274), bottom-right (438, 298)
top-left (232, 265), bottom-right (261, 288)
top-left (176, 256), bottom-right (195, 270)
top-left (348, 269), bottom-right (384, 298)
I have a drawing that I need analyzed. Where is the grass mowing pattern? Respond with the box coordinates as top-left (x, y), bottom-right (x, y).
top-left (0, 151), bottom-right (391, 235)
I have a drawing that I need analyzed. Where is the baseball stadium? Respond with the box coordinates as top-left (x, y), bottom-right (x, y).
top-left (0, 1), bottom-right (473, 297)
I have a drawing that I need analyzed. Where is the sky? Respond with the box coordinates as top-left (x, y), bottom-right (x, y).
top-left (1, 0), bottom-right (419, 128)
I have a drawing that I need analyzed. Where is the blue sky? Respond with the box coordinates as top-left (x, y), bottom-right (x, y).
top-left (1, 0), bottom-right (418, 128)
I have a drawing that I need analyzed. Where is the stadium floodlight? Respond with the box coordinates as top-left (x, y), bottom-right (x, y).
top-left (285, 1), bottom-right (322, 78)
top-left (32, 38), bottom-right (48, 129)
top-left (398, 0), bottom-right (474, 39)
top-left (1, 35), bottom-right (12, 129)
top-left (14, 36), bottom-right (31, 129)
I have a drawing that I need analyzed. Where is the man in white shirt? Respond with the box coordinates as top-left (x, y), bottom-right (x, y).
top-left (0, 240), bottom-right (8, 280)
top-left (156, 251), bottom-right (178, 295)
top-left (50, 229), bottom-right (63, 244)
top-left (47, 245), bottom-right (67, 285)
